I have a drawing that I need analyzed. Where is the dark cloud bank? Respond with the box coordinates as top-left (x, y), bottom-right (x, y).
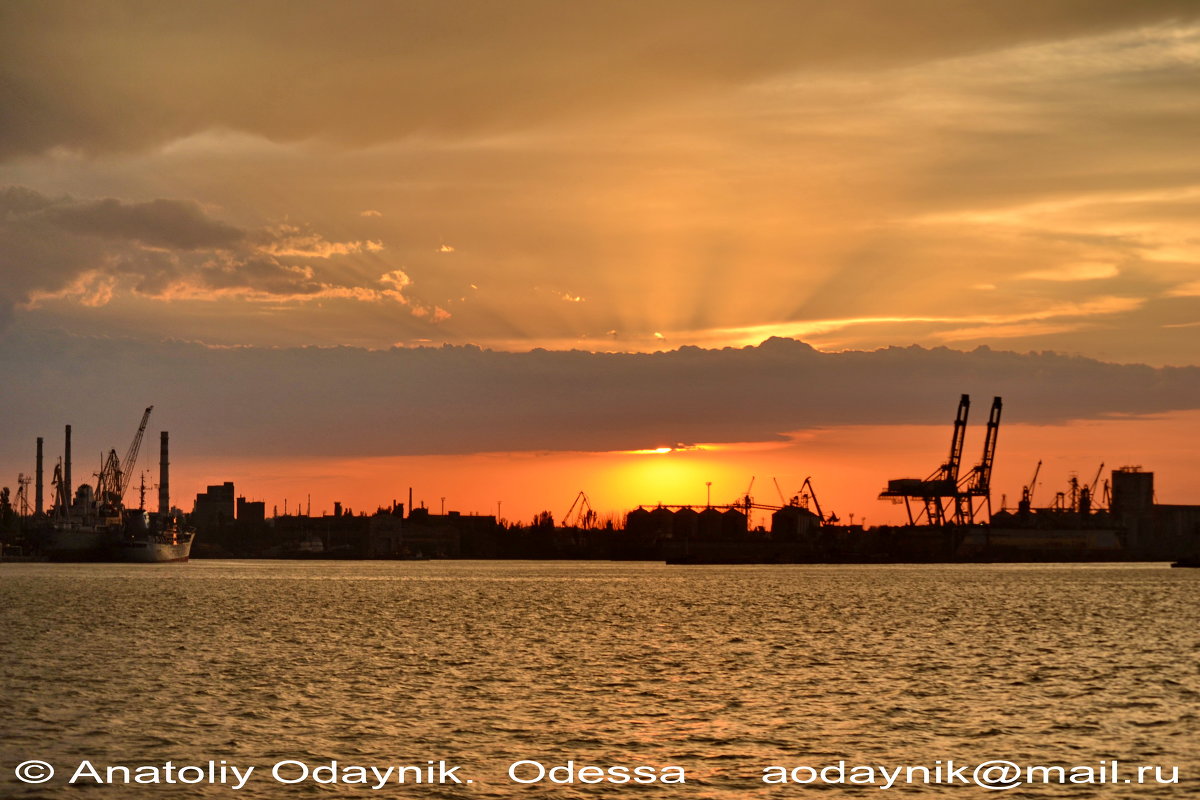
top-left (2, 332), bottom-right (1197, 464)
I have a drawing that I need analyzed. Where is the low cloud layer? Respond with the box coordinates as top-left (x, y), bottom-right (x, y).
top-left (2, 333), bottom-right (1197, 470)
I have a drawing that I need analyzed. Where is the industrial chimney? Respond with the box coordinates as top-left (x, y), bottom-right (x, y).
top-left (159, 431), bottom-right (170, 515)
top-left (35, 436), bottom-right (44, 515)
top-left (64, 424), bottom-right (72, 506)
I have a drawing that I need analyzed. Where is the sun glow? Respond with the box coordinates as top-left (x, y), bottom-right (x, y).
top-left (619, 451), bottom-right (721, 508)
top-left (624, 443), bottom-right (707, 455)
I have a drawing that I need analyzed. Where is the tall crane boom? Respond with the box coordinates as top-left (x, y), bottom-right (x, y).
top-left (1021, 459), bottom-right (1043, 508)
top-left (799, 476), bottom-right (829, 522)
top-left (958, 396), bottom-right (1002, 523)
top-left (963, 397), bottom-right (1002, 495)
top-left (563, 490), bottom-right (597, 528)
top-left (944, 394), bottom-right (970, 484)
top-left (118, 406), bottom-right (153, 500)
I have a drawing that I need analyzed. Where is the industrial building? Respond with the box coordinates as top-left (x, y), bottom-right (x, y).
top-left (192, 481), bottom-right (235, 529)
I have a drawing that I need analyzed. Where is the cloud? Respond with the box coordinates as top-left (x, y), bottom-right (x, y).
top-left (1167, 281), bottom-right (1200, 297)
top-left (258, 224), bottom-right (383, 258)
top-left (1019, 262), bottom-right (1120, 282)
top-left (32, 269), bottom-right (119, 307)
top-left (377, 269), bottom-right (417, 305)
top-left (660, 297), bottom-right (1147, 350)
top-left (1, 1), bottom-right (1197, 159)
top-left (1, 333), bottom-right (1197, 465)
top-left (0, 185), bottom-right (441, 319)
top-left (196, 257), bottom-right (323, 297)
top-left (48, 197), bottom-right (244, 250)
top-left (934, 322), bottom-right (1084, 342)
top-left (359, 209), bottom-right (382, 217)
top-left (533, 286), bottom-right (585, 304)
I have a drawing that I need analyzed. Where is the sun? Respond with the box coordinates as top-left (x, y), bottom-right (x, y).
top-left (595, 444), bottom-right (741, 509)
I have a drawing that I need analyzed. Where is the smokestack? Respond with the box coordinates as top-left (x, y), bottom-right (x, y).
top-left (159, 431), bottom-right (170, 515)
top-left (35, 437), bottom-right (44, 515)
top-left (64, 424), bottom-right (72, 505)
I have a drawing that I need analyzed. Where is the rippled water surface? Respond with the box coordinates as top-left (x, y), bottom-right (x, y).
top-left (1, 561), bottom-right (1197, 797)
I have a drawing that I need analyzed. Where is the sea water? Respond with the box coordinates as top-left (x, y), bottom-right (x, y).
top-left (1, 561), bottom-right (1196, 797)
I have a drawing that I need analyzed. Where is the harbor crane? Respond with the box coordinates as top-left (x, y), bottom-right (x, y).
top-left (15, 474), bottom-right (32, 517)
top-left (798, 475), bottom-right (838, 524)
top-left (563, 491), bottom-right (597, 529)
top-left (1077, 462), bottom-right (1105, 513)
top-left (1020, 459), bottom-right (1043, 511)
top-left (51, 460), bottom-right (69, 519)
top-left (737, 476), bottom-right (756, 525)
top-left (118, 406), bottom-right (154, 500)
top-left (95, 405), bottom-right (154, 512)
top-left (879, 394), bottom-right (970, 525)
top-left (879, 395), bottom-right (1002, 526)
top-left (738, 476), bottom-right (756, 507)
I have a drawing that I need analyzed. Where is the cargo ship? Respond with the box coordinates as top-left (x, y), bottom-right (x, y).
top-left (44, 476), bottom-right (128, 561)
top-left (42, 409), bottom-right (196, 563)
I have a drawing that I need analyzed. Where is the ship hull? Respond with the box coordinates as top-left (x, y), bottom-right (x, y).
top-left (43, 521), bottom-right (195, 563)
top-left (114, 534), bottom-right (194, 563)
top-left (44, 527), bottom-right (109, 561)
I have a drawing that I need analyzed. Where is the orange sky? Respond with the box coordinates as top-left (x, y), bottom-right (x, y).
top-left (172, 411), bottom-right (1200, 527)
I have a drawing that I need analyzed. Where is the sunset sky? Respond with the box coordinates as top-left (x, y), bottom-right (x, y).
top-left (3, 1), bottom-right (1199, 524)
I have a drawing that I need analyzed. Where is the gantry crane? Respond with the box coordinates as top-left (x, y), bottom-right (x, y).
top-left (879, 395), bottom-right (1003, 525)
top-left (879, 394), bottom-right (971, 525)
